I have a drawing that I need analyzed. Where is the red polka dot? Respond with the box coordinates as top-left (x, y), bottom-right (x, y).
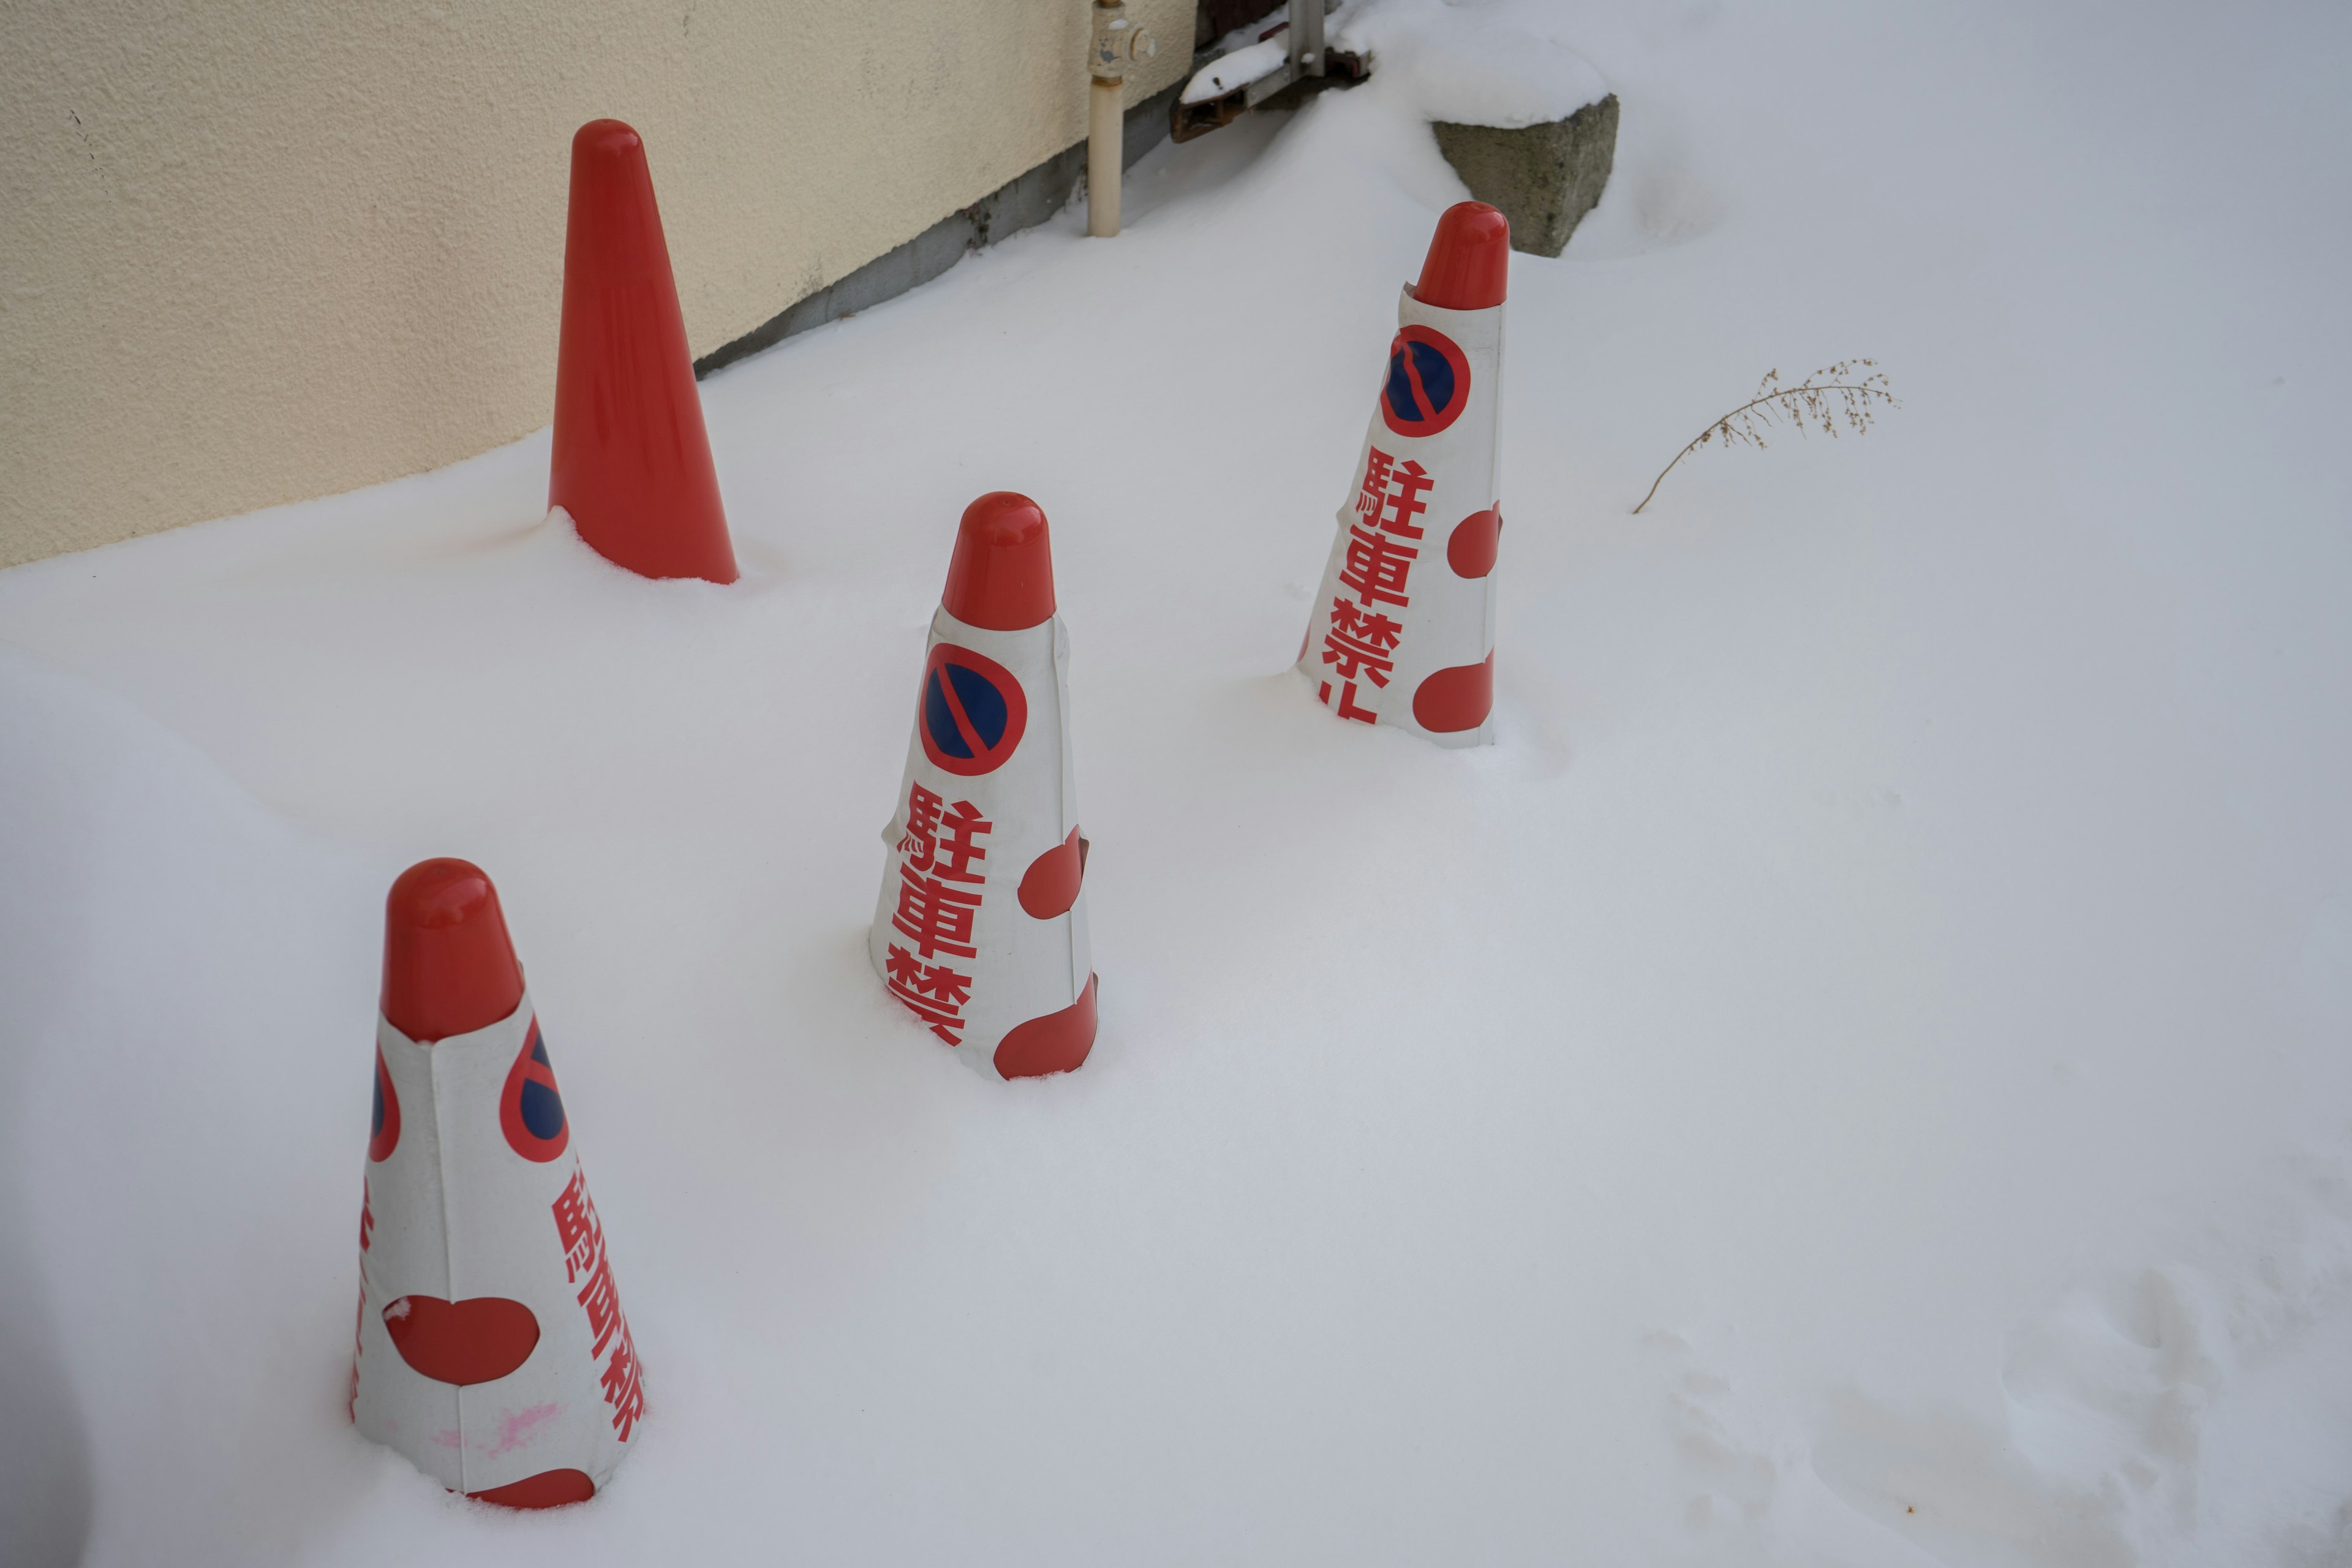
top-left (469, 1469), bottom-right (596, 1509)
top-left (1412, 651), bottom-right (1494, 734)
top-left (1018, 827), bottom-right (1086, 919)
top-left (382, 1295), bottom-right (540, 1386)
top-left (993, 973), bottom-right (1099, 1080)
top-left (1447, 507), bottom-right (1501, 578)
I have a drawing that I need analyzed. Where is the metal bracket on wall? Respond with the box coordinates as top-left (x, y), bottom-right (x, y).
top-left (1171, 1), bottom-right (1365, 144)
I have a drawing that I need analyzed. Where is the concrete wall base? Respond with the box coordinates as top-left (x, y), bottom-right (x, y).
top-left (699, 81), bottom-right (1183, 378)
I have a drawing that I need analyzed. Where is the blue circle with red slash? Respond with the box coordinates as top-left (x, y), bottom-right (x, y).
top-left (368, 1047), bottom-right (401, 1163)
top-left (499, 1017), bottom-right (571, 1163)
top-left (919, 643), bottom-right (1029, 777)
top-left (1380, 326), bottom-right (1473, 438)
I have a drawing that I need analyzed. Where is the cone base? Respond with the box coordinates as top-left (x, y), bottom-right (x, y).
top-left (993, 973), bottom-right (1099, 1079)
top-left (1294, 660), bottom-right (1495, 750)
top-left (1412, 652), bottom-right (1495, 735)
top-left (467, 1469), bottom-right (597, 1509)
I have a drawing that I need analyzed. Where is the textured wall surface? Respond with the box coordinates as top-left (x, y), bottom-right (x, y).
top-left (0, 1), bottom-right (1191, 568)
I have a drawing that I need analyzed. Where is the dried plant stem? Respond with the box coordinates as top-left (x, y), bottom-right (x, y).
top-left (1634, 361), bottom-right (1898, 514)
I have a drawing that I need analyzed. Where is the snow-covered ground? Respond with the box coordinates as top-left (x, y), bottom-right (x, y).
top-left (4, 1), bottom-right (2350, 1562)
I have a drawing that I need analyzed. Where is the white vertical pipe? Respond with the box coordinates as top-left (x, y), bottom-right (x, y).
top-left (1087, 74), bottom-right (1121, 238)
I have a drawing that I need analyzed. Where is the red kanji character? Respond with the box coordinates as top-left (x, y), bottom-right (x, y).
top-left (1355, 445), bottom-right (1396, 518)
top-left (892, 866), bottom-right (982, 959)
top-left (1331, 600), bottom-right (1405, 651)
top-left (1322, 630), bottom-right (1395, 687)
top-left (576, 1251), bottom-right (624, 1357)
top-left (1375, 459), bottom-right (1434, 538)
top-left (1317, 678), bottom-right (1381, 725)
top-left (914, 962), bottom-right (971, 1008)
top-left (551, 1169), bottom-right (602, 1281)
top-left (552, 1170), bottom-right (591, 1249)
top-left (884, 943), bottom-right (970, 1044)
top-left (1340, 523), bottom-right (1418, 609)
top-left (600, 1324), bottom-right (645, 1440)
top-left (932, 800), bottom-right (992, 885)
top-left (897, 782), bottom-right (946, 871)
top-left (1324, 600), bottom-right (1406, 687)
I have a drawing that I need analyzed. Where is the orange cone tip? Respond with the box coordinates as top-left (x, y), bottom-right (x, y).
top-left (1413, 201), bottom-right (1510, 311)
top-left (381, 859), bottom-right (525, 1043)
top-left (943, 491), bottom-right (1056, 630)
top-left (549, 119), bottom-right (739, 585)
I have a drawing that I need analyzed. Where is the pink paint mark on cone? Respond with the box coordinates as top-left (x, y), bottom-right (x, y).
top-left (489, 1401), bottom-right (562, 1456)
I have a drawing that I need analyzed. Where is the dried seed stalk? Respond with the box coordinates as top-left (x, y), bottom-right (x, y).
top-left (1633, 361), bottom-right (1898, 515)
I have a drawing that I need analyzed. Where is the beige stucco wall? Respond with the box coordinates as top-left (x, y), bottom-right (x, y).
top-left (0, 0), bottom-right (1191, 569)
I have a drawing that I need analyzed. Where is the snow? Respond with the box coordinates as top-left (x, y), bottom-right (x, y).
top-left (1182, 37), bottom-right (1290, 104)
top-left (1333, 1), bottom-right (1610, 127)
top-left (2, 0), bottom-right (2350, 1563)
top-left (1185, 0), bottom-right (1609, 121)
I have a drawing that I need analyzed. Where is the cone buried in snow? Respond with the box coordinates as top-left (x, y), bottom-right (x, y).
top-left (549, 119), bottom-right (738, 584)
top-left (352, 859), bottom-right (643, 1508)
top-left (1294, 201), bottom-right (1509, 747)
top-left (869, 493), bottom-right (1099, 1080)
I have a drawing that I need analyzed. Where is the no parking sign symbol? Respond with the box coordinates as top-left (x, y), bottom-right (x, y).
top-left (499, 1019), bottom-right (571, 1163)
top-left (1381, 325), bottom-right (1473, 438)
top-left (369, 1047), bottom-right (401, 1163)
top-left (919, 643), bottom-right (1030, 777)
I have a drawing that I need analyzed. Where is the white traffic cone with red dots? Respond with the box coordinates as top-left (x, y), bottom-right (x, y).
top-left (869, 492), bottom-right (1099, 1080)
top-left (1295, 201), bottom-right (1509, 747)
top-left (352, 859), bottom-right (643, 1509)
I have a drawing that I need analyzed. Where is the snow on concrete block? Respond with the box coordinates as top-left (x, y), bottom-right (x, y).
top-left (869, 493), bottom-right (1099, 1080)
top-left (1433, 94), bottom-right (1620, 259)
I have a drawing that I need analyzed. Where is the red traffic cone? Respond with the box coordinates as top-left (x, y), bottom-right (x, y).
top-left (1294, 202), bottom-right (1509, 745)
top-left (869, 493), bottom-right (1099, 1080)
top-left (351, 860), bottom-right (643, 1508)
top-left (549, 119), bottom-right (738, 584)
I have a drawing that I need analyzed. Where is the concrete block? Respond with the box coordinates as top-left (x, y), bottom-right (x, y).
top-left (1433, 94), bottom-right (1620, 259)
